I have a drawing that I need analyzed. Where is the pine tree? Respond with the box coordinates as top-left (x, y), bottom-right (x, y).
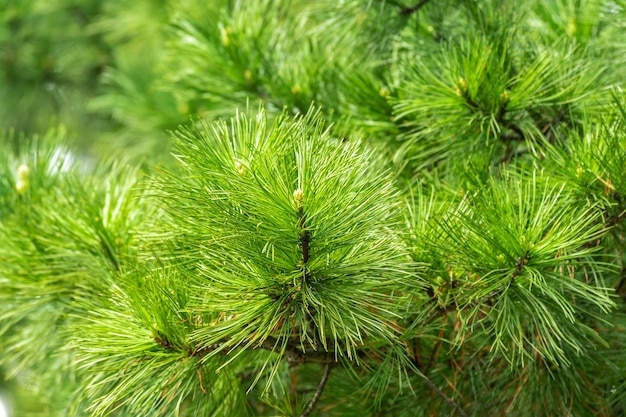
top-left (1, 1), bottom-right (626, 416)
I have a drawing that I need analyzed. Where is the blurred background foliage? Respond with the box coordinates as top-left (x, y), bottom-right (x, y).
top-left (2, 0), bottom-right (625, 165)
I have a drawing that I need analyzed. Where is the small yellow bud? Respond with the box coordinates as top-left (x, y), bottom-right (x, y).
top-left (244, 69), bottom-right (253, 82)
top-left (235, 161), bottom-right (246, 175)
top-left (454, 78), bottom-right (467, 97)
top-left (500, 90), bottom-right (509, 102)
top-left (15, 164), bottom-right (29, 194)
top-left (291, 84), bottom-right (302, 95)
top-left (220, 25), bottom-right (232, 47)
top-left (575, 166), bottom-right (585, 177)
top-left (17, 164), bottom-right (29, 181)
top-left (566, 20), bottom-right (576, 37)
top-left (379, 86), bottom-right (391, 98)
top-left (427, 25), bottom-right (434, 33)
top-left (293, 188), bottom-right (304, 208)
top-left (496, 254), bottom-right (505, 263)
top-left (16, 180), bottom-right (28, 194)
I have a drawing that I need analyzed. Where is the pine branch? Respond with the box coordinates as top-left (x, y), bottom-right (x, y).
top-left (540, 108), bottom-right (568, 144)
top-left (4, 3), bottom-right (626, 416)
top-left (258, 336), bottom-right (339, 365)
top-left (510, 250), bottom-right (530, 280)
top-left (300, 362), bottom-right (332, 417)
top-left (400, 0), bottom-right (432, 16)
top-left (154, 320), bottom-right (336, 365)
top-left (422, 375), bottom-right (469, 417)
top-left (189, 334), bottom-right (345, 365)
top-left (295, 188), bottom-right (311, 275)
top-left (299, 212), bottom-right (310, 265)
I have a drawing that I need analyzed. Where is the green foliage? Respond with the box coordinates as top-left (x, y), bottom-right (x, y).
top-left (152, 108), bottom-right (412, 359)
top-left (2, 1), bottom-right (626, 416)
top-left (0, 0), bottom-right (110, 143)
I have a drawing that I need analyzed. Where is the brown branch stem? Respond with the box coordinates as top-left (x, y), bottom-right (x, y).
top-left (298, 206), bottom-right (310, 266)
top-left (300, 362), bottom-right (332, 417)
top-left (400, 0), bottom-right (432, 16)
top-left (186, 334), bottom-right (342, 365)
top-left (422, 375), bottom-right (469, 417)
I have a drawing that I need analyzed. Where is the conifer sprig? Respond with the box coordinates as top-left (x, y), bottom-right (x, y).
top-left (440, 173), bottom-right (613, 364)
top-left (141, 107), bottom-right (414, 393)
